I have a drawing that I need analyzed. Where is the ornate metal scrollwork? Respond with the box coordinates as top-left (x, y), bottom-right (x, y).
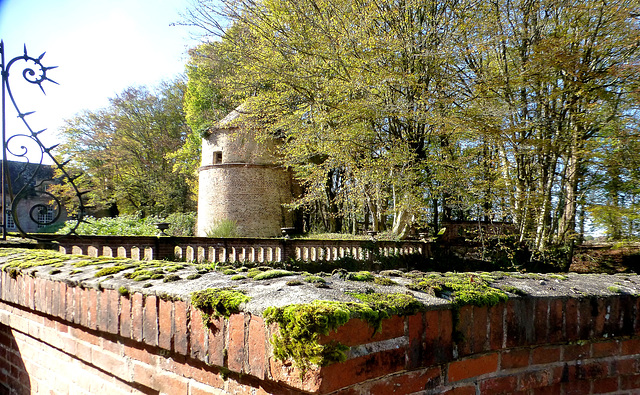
top-left (1, 41), bottom-right (86, 240)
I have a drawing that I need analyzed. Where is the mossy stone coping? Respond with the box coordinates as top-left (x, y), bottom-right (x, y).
top-left (3, 247), bottom-right (640, 374)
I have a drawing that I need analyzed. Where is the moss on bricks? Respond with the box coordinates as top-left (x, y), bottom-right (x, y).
top-left (252, 269), bottom-right (295, 281)
top-left (94, 265), bottom-right (128, 277)
top-left (191, 288), bottom-right (251, 324)
top-left (264, 292), bottom-right (425, 377)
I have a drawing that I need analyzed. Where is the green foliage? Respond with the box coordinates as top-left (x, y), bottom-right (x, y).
top-left (185, 0), bottom-right (640, 243)
top-left (54, 213), bottom-right (196, 236)
top-left (191, 288), bottom-right (250, 323)
top-left (58, 79), bottom-right (195, 216)
top-left (205, 219), bottom-right (239, 238)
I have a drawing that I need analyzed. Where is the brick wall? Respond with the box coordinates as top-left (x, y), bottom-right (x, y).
top-left (197, 164), bottom-right (295, 238)
top-left (2, 271), bottom-right (640, 394)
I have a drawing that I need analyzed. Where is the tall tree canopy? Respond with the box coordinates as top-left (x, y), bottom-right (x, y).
top-left (184, 0), bottom-right (640, 244)
top-left (59, 79), bottom-right (195, 217)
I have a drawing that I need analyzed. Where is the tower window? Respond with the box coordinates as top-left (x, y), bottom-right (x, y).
top-left (213, 151), bottom-right (223, 164)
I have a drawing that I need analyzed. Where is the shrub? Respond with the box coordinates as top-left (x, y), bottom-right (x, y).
top-left (206, 219), bottom-right (239, 238)
top-left (51, 213), bottom-right (196, 236)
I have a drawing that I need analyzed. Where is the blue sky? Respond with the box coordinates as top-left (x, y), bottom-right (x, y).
top-left (0, 0), bottom-right (199, 157)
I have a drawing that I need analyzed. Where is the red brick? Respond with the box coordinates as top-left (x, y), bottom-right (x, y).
top-left (577, 298), bottom-right (593, 339)
top-left (438, 309), bottom-right (454, 363)
top-left (208, 316), bottom-right (225, 366)
top-left (189, 307), bottom-right (207, 362)
top-left (368, 367), bottom-right (442, 394)
top-left (604, 296), bottom-right (620, 336)
top-left (91, 348), bottom-right (127, 379)
top-left (319, 315), bottom-right (405, 349)
top-left (472, 306), bottom-right (488, 353)
top-left (518, 368), bottom-right (552, 390)
top-left (131, 292), bottom-right (144, 342)
top-left (619, 295), bottom-right (635, 335)
top-left (563, 343), bottom-right (590, 361)
top-left (65, 285), bottom-right (75, 323)
top-left (318, 347), bottom-right (407, 393)
top-left (621, 373), bottom-right (640, 390)
top-left (319, 318), bottom-right (372, 347)
top-left (73, 286), bottom-right (83, 325)
top-left (575, 361), bottom-right (609, 380)
top-left (120, 295), bottom-right (132, 339)
top-left (98, 289), bottom-right (110, 332)
top-left (406, 312), bottom-right (425, 369)
top-left (534, 298), bottom-right (548, 344)
top-left (448, 353), bottom-right (499, 382)
top-left (174, 301), bottom-right (188, 354)
top-left (622, 338), bottom-right (640, 355)
top-left (564, 298), bottom-right (579, 341)
top-left (531, 346), bottom-right (561, 365)
top-left (592, 340), bottom-right (619, 358)
top-left (501, 348), bottom-right (529, 370)
top-left (248, 315), bottom-right (266, 379)
top-left (106, 289), bottom-right (119, 334)
top-left (533, 383), bottom-right (562, 394)
top-left (456, 305), bottom-right (473, 357)
top-left (592, 298), bottom-right (607, 337)
top-left (548, 298), bottom-right (563, 343)
top-left (24, 276), bottom-right (35, 310)
top-left (592, 376), bottom-right (618, 393)
top-left (153, 372), bottom-right (189, 394)
top-left (87, 288), bottom-right (98, 330)
top-left (614, 357), bottom-right (640, 375)
top-left (563, 380), bottom-right (591, 395)
top-left (440, 385), bottom-right (476, 395)
top-left (488, 303), bottom-right (504, 350)
top-left (479, 375), bottom-right (517, 393)
top-left (158, 299), bottom-right (172, 350)
top-left (506, 299), bottom-right (535, 348)
top-left (124, 343), bottom-right (155, 365)
top-left (143, 295), bottom-right (158, 346)
top-left (227, 313), bottom-right (245, 373)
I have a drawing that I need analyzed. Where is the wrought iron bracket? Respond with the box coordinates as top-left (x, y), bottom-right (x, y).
top-left (1, 41), bottom-right (86, 240)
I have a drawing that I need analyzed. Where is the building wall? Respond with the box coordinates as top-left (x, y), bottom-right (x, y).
top-left (197, 164), bottom-right (294, 237)
top-left (197, 111), bottom-right (295, 237)
top-left (2, 270), bottom-right (640, 394)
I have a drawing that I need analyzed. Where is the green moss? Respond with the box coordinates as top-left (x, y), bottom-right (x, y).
top-left (264, 293), bottom-right (424, 376)
top-left (231, 275), bottom-right (247, 281)
top-left (252, 270), bottom-right (295, 281)
top-left (163, 274), bottom-right (181, 282)
top-left (95, 265), bottom-right (128, 277)
top-left (191, 288), bottom-right (251, 323)
top-left (608, 286), bottom-right (623, 293)
top-left (118, 287), bottom-right (130, 297)
top-left (374, 277), bottom-right (397, 286)
top-left (407, 273), bottom-right (508, 308)
top-left (346, 271), bottom-right (374, 282)
top-left (407, 273), bottom-right (508, 342)
top-left (151, 273), bottom-right (165, 280)
top-left (502, 285), bottom-right (528, 296)
top-left (187, 273), bottom-right (202, 280)
top-left (304, 275), bottom-right (326, 284)
top-left (133, 274), bottom-right (151, 282)
top-left (223, 269), bottom-right (237, 275)
top-left (286, 280), bottom-right (303, 286)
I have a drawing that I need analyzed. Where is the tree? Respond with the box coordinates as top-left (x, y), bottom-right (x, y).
top-left (59, 79), bottom-right (195, 216)
top-left (183, 0), bottom-right (640, 246)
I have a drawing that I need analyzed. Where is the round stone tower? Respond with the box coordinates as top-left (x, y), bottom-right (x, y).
top-left (196, 106), bottom-right (295, 237)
